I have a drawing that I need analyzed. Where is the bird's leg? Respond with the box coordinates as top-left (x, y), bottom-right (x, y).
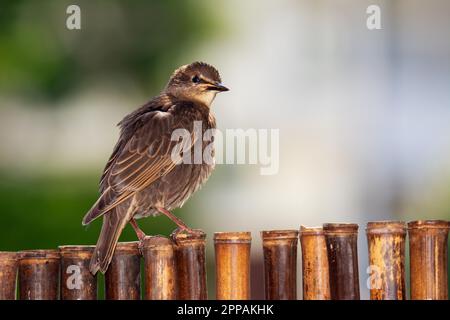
top-left (156, 207), bottom-right (189, 229)
top-left (156, 207), bottom-right (202, 235)
top-left (130, 218), bottom-right (146, 240)
top-left (129, 218), bottom-right (147, 254)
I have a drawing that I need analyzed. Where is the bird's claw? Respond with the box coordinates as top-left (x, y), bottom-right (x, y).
top-left (137, 235), bottom-right (153, 255)
top-left (170, 227), bottom-right (205, 243)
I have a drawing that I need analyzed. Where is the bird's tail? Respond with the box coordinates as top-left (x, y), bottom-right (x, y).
top-left (89, 204), bottom-right (131, 275)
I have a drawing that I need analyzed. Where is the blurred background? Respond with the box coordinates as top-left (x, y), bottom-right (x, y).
top-left (0, 0), bottom-right (449, 299)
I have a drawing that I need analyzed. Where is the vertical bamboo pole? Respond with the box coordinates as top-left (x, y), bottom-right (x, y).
top-left (18, 250), bottom-right (60, 300)
top-left (59, 245), bottom-right (97, 300)
top-left (408, 220), bottom-right (450, 300)
top-left (171, 230), bottom-right (207, 300)
top-left (366, 221), bottom-right (406, 300)
top-left (105, 242), bottom-right (141, 300)
top-left (299, 226), bottom-right (331, 300)
top-left (142, 236), bottom-right (177, 300)
top-left (323, 223), bottom-right (360, 300)
top-left (214, 231), bottom-right (251, 300)
top-left (261, 230), bottom-right (298, 300)
top-left (0, 252), bottom-right (18, 300)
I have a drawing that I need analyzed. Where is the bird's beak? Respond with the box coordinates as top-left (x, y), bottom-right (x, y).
top-left (207, 82), bottom-right (229, 92)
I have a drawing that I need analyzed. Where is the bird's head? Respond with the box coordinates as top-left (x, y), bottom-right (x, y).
top-left (165, 62), bottom-right (229, 107)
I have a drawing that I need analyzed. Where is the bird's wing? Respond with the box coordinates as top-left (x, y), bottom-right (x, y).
top-left (83, 108), bottom-right (196, 224)
top-left (108, 109), bottom-right (196, 193)
top-left (99, 138), bottom-right (126, 193)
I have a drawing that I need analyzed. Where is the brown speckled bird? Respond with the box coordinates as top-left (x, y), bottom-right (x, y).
top-left (83, 62), bottom-right (228, 274)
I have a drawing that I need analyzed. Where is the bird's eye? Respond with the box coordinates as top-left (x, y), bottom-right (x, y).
top-left (192, 75), bottom-right (200, 84)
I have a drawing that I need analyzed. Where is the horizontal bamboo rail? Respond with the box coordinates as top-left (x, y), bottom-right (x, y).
top-left (0, 220), bottom-right (448, 300)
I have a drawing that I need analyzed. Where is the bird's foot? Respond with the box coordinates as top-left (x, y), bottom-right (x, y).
top-left (137, 235), bottom-right (156, 256)
top-left (129, 218), bottom-right (149, 255)
top-left (171, 227), bottom-right (206, 242)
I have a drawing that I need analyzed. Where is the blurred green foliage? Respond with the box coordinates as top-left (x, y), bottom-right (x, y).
top-left (0, 171), bottom-right (187, 252)
top-left (0, 0), bottom-right (221, 102)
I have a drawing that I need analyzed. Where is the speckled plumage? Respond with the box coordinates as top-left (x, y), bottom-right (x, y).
top-left (83, 62), bottom-right (226, 274)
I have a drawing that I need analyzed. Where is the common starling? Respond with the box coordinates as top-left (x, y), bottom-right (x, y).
top-left (83, 62), bottom-right (228, 274)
